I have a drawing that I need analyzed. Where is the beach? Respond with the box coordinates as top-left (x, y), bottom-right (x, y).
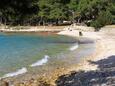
top-left (0, 0), bottom-right (114, 85)
top-left (0, 25), bottom-right (115, 86)
top-left (38, 25), bottom-right (115, 86)
top-left (55, 25), bottom-right (115, 86)
top-left (0, 26), bottom-right (66, 32)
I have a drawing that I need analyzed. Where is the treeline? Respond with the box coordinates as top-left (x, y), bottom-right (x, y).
top-left (0, 0), bottom-right (115, 28)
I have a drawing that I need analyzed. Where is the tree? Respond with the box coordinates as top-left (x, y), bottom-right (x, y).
top-left (67, 0), bottom-right (80, 23)
top-left (0, 0), bottom-right (114, 27)
top-left (0, 0), bottom-right (39, 25)
top-left (38, 0), bottom-right (51, 25)
top-left (91, 10), bottom-right (113, 30)
top-left (78, 0), bottom-right (113, 21)
top-left (49, 0), bottom-right (69, 25)
top-left (77, 0), bottom-right (114, 29)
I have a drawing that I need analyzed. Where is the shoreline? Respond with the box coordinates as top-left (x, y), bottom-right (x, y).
top-left (54, 27), bottom-right (115, 86)
top-left (0, 28), bottom-right (95, 85)
top-left (0, 26), bottom-right (115, 85)
top-left (0, 25), bottom-right (94, 33)
top-left (43, 28), bottom-right (115, 85)
top-left (0, 26), bottom-right (66, 32)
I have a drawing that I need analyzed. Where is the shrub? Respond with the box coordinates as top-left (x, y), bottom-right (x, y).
top-left (91, 10), bottom-right (113, 31)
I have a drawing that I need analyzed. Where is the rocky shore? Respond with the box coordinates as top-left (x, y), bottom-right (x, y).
top-left (55, 26), bottom-right (115, 86)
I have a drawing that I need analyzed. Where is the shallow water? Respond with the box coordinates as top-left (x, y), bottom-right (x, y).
top-left (0, 32), bottom-right (77, 77)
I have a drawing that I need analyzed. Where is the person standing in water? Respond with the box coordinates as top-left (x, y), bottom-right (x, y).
top-left (79, 31), bottom-right (83, 36)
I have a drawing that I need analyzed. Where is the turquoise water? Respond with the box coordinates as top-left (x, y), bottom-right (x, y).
top-left (0, 32), bottom-right (77, 77)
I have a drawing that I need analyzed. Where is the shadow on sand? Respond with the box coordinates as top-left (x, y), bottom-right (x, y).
top-left (56, 55), bottom-right (115, 86)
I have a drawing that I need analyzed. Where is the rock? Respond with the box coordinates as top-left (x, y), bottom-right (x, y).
top-left (0, 81), bottom-right (9, 86)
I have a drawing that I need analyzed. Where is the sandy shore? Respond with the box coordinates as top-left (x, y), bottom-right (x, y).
top-left (24, 27), bottom-right (115, 85)
top-left (58, 27), bottom-right (115, 71)
top-left (0, 26), bottom-right (66, 32)
top-left (55, 26), bottom-right (115, 86)
top-left (50, 26), bottom-right (114, 85)
top-left (0, 25), bottom-right (94, 32)
top-left (0, 25), bottom-right (115, 86)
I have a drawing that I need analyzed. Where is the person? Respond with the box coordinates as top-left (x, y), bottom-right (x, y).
top-left (79, 31), bottom-right (83, 36)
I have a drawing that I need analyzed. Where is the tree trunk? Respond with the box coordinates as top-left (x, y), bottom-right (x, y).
top-left (78, 17), bottom-right (81, 23)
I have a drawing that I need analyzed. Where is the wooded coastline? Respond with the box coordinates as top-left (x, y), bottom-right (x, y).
top-left (0, 0), bottom-right (115, 30)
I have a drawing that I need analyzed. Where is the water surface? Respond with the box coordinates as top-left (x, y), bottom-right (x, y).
top-left (0, 32), bottom-right (77, 77)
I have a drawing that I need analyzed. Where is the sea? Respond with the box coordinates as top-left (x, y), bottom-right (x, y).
top-left (0, 32), bottom-right (81, 78)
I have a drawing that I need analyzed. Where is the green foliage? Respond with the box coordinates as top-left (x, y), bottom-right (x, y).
top-left (77, 0), bottom-right (114, 30)
top-left (0, 0), bottom-right (39, 25)
top-left (91, 10), bottom-right (113, 30)
top-left (0, 0), bottom-right (114, 27)
top-left (68, 0), bottom-right (79, 11)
